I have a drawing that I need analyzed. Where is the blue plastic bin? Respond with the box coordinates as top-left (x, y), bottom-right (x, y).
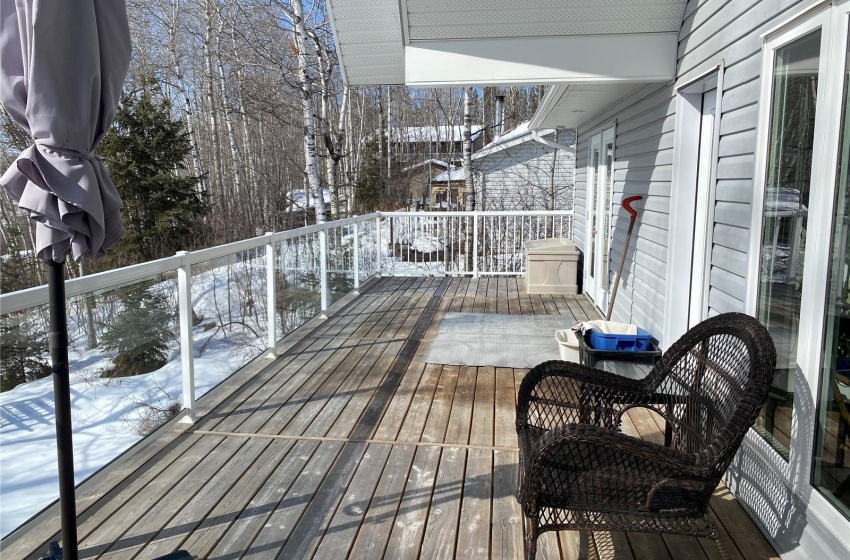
top-left (588, 327), bottom-right (652, 352)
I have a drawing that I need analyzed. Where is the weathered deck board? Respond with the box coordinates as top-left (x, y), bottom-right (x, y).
top-left (2, 277), bottom-right (781, 560)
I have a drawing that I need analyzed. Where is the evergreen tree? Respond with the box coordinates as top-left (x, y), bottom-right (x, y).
top-left (99, 283), bottom-right (173, 377)
top-left (356, 140), bottom-right (385, 212)
top-left (99, 79), bottom-right (205, 264)
top-left (1, 237), bottom-right (31, 293)
top-left (0, 215), bottom-right (41, 292)
top-left (355, 139), bottom-right (405, 211)
top-left (0, 314), bottom-right (50, 392)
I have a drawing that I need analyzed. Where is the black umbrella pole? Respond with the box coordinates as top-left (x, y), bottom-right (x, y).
top-left (47, 260), bottom-right (79, 560)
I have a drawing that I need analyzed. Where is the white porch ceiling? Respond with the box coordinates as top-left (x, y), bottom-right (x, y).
top-left (326, 0), bottom-right (687, 87)
top-left (529, 83), bottom-right (648, 129)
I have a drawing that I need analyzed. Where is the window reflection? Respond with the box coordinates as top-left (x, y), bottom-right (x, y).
top-left (813, 32), bottom-right (850, 518)
top-left (756, 30), bottom-right (821, 459)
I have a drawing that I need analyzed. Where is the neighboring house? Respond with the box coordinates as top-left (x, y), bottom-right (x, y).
top-left (429, 166), bottom-right (466, 208)
top-left (472, 122), bottom-right (575, 211)
top-left (328, 1), bottom-right (850, 558)
top-left (400, 159), bottom-right (452, 206)
top-left (427, 123), bottom-right (577, 211)
top-left (384, 126), bottom-right (484, 167)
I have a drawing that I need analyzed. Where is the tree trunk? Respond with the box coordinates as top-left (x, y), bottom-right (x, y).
top-left (291, 0), bottom-right (325, 223)
top-left (549, 129), bottom-right (558, 211)
top-left (204, 0), bottom-right (222, 191)
top-left (327, 84), bottom-right (348, 219)
top-left (386, 87), bottom-right (392, 180)
top-left (216, 18), bottom-right (244, 198)
top-left (463, 87), bottom-right (475, 271)
top-left (463, 87), bottom-right (475, 212)
top-left (314, 40), bottom-right (342, 220)
top-left (215, 18), bottom-right (242, 197)
top-left (169, 0), bottom-right (204, 193)
top-left (78, 258), bottom-right (98, 350)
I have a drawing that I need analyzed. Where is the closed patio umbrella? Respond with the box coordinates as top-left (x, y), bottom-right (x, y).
top-left (0, 0), bottom-right (130, 558)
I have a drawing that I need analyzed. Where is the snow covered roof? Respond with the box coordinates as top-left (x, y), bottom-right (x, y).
top-left (432, 167), bottom-right (467, 182)
top-left (384, 126), bottom-right (483, 144)
top-left (401, 159), bottom-right (451, 173)
top-left (473, 121), bottom-right (575, 160)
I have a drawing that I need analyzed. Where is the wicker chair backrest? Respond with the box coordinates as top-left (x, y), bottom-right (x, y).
top-left (645, 313), bottom-right (776, 474)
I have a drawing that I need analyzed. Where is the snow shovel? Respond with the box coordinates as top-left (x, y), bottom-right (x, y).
top-left (606, 196), bottom-right (642, 320)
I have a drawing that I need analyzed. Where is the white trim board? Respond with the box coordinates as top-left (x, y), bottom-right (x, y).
top-left (663, 67), bottom-right (723, 348)
top-left (404, 34), bottom-right (678, 87)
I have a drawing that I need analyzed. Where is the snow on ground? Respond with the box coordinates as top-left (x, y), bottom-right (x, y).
top-left (0, 261), bottom-right (274, 537)
top-left (0, 222), bottom-right (531, 536)
top-left (0, 346), bottom-right (245, 536)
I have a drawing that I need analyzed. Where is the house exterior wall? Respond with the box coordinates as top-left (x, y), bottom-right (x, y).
top-left (393, 136), bottom-right (485, 168)
top-left (576, 83), bottom-right (672, 335)
top-left (573, 2), bottom-right (849, 558)
top-left (576, 0), bottom-right (808, 334)
top-left (475, 130), bottom-right (576, 211)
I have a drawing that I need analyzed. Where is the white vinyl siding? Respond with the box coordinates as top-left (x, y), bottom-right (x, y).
top-left (573, 0), bottom-right (807, 333)
top-left (474, 131), bottom-right (576, 211)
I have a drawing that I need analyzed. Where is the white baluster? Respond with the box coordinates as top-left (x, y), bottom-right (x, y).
top-left (176, 250), bottom-right (196, 423)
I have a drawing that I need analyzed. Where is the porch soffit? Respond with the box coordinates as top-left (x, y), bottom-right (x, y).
top-left (529, 82), bottom-right (651, 129)
top-left (327, 0), bottom-right (687, 86)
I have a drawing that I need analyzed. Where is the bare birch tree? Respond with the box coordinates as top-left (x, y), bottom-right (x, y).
top-left (463, 87), bottom-right (475, 212)
top-left (289, 0), bottom-right (325, 222)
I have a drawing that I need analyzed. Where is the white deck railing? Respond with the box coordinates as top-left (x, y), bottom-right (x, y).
top-left (0, 210), bottom-right (572, 418)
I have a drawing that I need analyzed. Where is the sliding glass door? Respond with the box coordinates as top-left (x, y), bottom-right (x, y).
top-left (813, 27), bottom-right (850, 518)
top-left (585, 127), bottom-right (614, 311)
top-left (750, 2), bottom-right (850, 541)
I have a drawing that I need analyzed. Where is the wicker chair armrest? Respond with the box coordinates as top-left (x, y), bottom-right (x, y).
top-left (516, 360), bottom-right (652, 431)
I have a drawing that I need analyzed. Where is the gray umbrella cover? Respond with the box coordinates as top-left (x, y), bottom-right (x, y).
top-left (0, 0), bottom-right (131, 263)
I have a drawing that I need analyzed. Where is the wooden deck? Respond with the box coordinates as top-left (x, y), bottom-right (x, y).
top-left (2, 277), bottom-right (780, 560)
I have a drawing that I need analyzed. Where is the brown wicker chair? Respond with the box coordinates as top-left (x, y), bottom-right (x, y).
top-left (516, 312), bottom-right (776, 560)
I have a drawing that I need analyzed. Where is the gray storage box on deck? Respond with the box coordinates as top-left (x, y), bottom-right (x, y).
top-left (525, 238), bottom-right (579, 295)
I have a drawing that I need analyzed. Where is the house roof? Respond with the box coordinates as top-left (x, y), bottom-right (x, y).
top-left (326, 1), bottom-right (686, 87)
top-left (401, 159), bottom-right (451, 173)
top-left (475, 121), bottom-right (547, 159)
top-left (473, 121), bottom-right (577, 159)
top-left (385, 126), bottom-right (484, 144)
top-left (432, 167), bottom-right (467, 183)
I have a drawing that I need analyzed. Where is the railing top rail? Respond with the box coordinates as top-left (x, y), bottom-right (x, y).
top-left (1, 210), bottom-right (571, 315)
top-left (324, 213), bottom-right (381, 228)
top-left (378, 210), bottom-right (574, 217)
top-left (0, 255), bottom-right (183, 315)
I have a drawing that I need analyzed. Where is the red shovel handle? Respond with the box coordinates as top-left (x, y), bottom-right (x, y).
top-left (623, 196), bottom-right (642, 221)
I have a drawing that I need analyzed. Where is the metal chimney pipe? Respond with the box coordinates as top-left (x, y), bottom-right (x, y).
top-left (494, 95), bottom-right (505, 138)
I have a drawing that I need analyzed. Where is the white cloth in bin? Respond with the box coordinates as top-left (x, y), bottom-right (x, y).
top-left (572, 320), bottom-right (638, 336)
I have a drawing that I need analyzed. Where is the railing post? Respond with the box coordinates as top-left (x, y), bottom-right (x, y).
top-left (353, 221), bottom-right (360, 291)
top-left (319, 226), bottom-right (329, 311)
top-left (265, 232), bottom-right (277, 357)
top-left (473, 212), bottom-right (479, 277)
top-left (176, 250), bottom-right (196, 423)
top-left (375, 215), bottom-right (382, 276)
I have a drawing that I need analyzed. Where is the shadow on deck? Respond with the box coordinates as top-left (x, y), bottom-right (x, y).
top-left (1, 277), bottom-right (779, 560)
